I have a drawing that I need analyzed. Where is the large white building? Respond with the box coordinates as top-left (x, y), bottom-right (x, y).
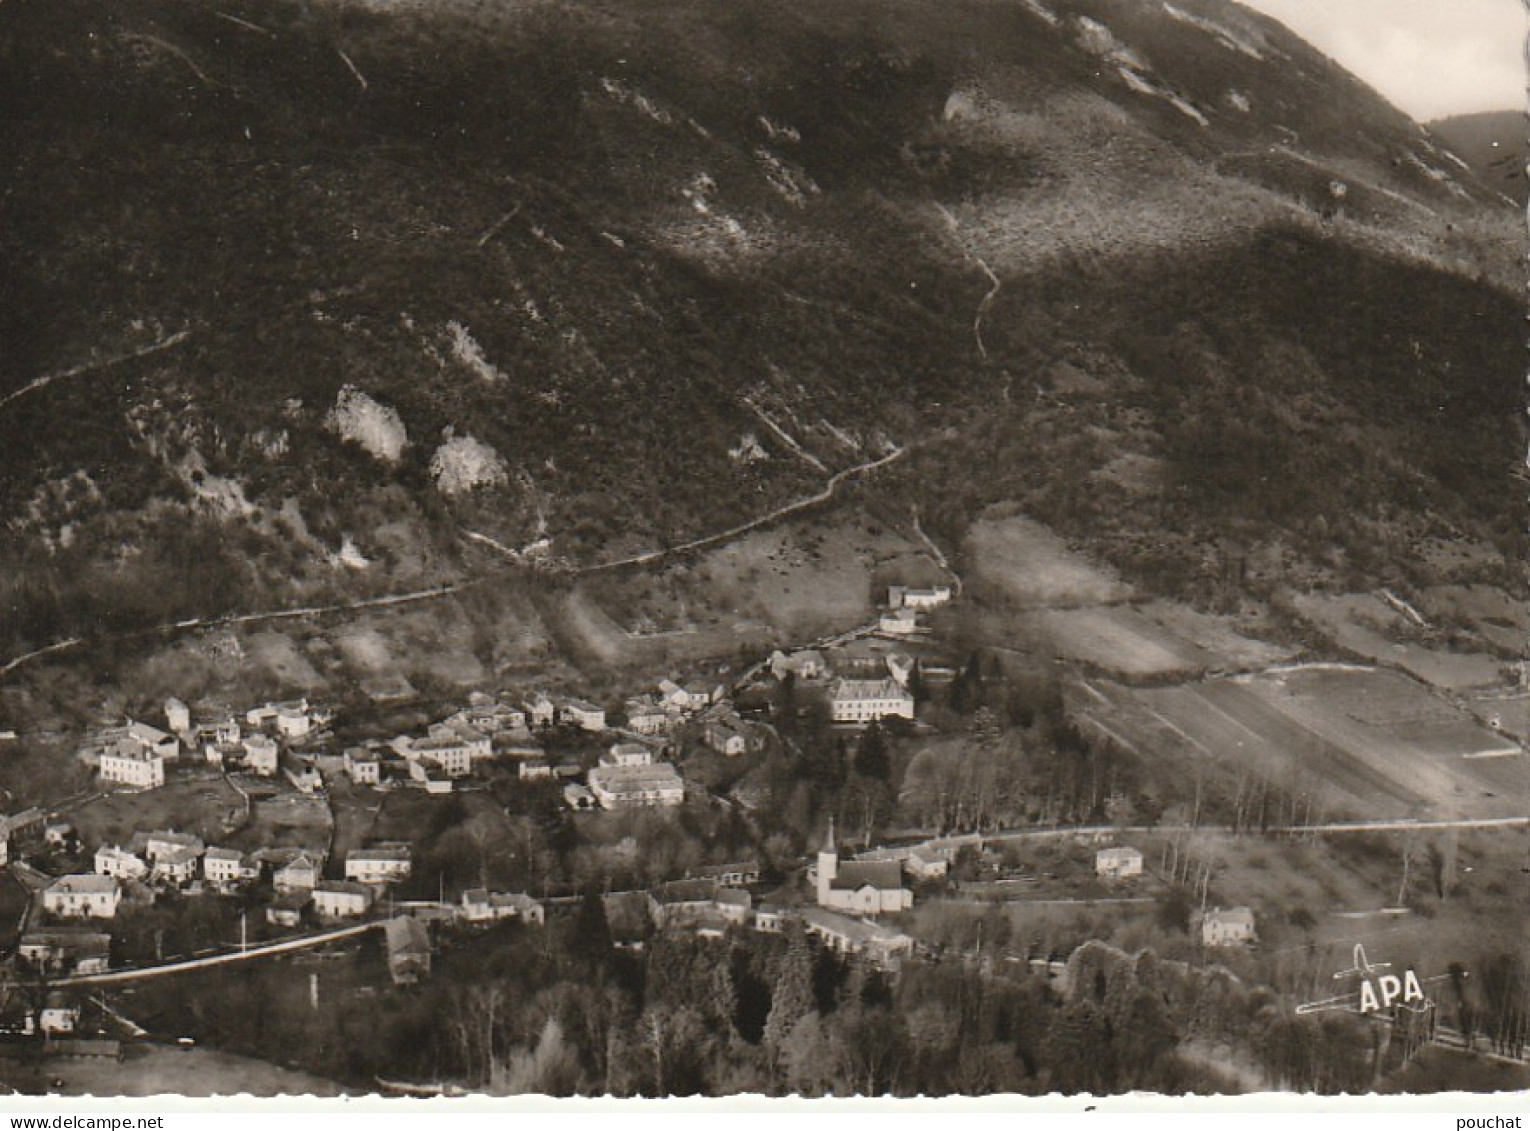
top-left (98, 742), bottom-right (165, 790)
top-left (587, 762), bottom-right (684, 809)
top-left (828, 678), bottom-right (915, 724)
top-left (345, 847), bottom-right (412, 886)
top-left (43, 875), bottom-right (120, 919)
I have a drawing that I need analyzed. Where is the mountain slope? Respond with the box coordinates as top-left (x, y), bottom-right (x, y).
top-left (0, 0), bottom-right (1521, 655)
top-left (1429, 110), bottom-right (1526, 203)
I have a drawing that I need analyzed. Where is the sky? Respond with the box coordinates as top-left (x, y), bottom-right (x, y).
top-left (1241, 0), bottom-right (1524, 121)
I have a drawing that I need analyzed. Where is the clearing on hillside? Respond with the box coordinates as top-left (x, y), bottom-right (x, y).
top-left (966, 510), bottom-right (1130, 608)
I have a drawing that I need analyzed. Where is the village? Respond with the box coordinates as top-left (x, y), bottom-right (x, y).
top-left (0, 578), bottom-right (1260, 1058)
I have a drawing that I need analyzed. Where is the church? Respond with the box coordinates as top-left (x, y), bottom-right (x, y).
top-left (810, 822), bottom-right (913, 916)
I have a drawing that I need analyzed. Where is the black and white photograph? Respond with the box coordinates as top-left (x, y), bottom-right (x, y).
top-left (0, 0), bottom-right (1526, 1109)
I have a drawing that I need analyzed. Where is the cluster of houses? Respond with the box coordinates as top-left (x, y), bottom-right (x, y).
top-left (603, 853), bottom-right (920, 970)
top-left (82, 699), bottom-right (331, 791)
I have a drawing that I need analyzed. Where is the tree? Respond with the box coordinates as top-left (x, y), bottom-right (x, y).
top-left (764, 923), bottom-right (816, 1056)
top-left (571, 885), bottom-right (613, 968)
top-left (853, 721), bottom-right (890, 781)
top-left (495, 1016), bottom-right (582, 1095)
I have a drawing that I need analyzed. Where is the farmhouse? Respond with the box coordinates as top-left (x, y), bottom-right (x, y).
top-left (97, 742), bottom-right (165, 790)
top-left (903, 848), bottom-right (949, 882)
top-left (769, 649), bottom-right (828, 681)
top-left (587, 762), bottom-right (684, 809)
top-left (829, 678), bottom-right (915, 724)
top-left (459, 889), bottom-right (544, 925)
top-left (344, 747), bottom-right (382, 786)
top-left (43, 875), bottom-right (120, 920)
top-left (702, 718), bottom-right (748, 757)
top-left (561, 700), bottom-right (607, 732)
top-left (150, 846), bottom-right (201, 888)
top-left (1096, 846), bottom-right (1144, 880)
top-left (139, 830), bottom-right (206, 861)
top-left (273, 852), bottom-right (320, 893)
top-left (519, 761), bottom-right (553, 781)
top-left (346, 846), bottom-right (412, 886)
top-left (524, 693), bottom-right (556, 729)
top-left (93, 845), bottom-right (148, 881)
top-left (624, 699), bottom-right (672, 736)
top-left (813, 827), bottom-right (912, 915)
top-left (602, 742), bottom-right (653, 768)
top-left (658, 680), bottom-right (718, 713)
top-left (800, 908), bottom-right (915, 969)
top-left (202, 846), bottom-right (258, 890)
top-left (688, 861), bottom-right (762, 887)
top-left (312, 881), bottom-right (374, 920)
top-left (649, 880), bottom-right (752, 931)
top-left (888, 585), bottom-right (952, 610)
top-left (878, 608), bottom-right (921, 636)
top-left (18, 931), bottom-right (112, 976)
top-left (1202, 907), bottom-right (1257, 947)
top-left (405, 734), bottom-right (475, 779)
top-left (242, 733), bottom-right (279, 776)
top-left (752, 904), bottom-right (786, 933)
top-left (449, 702), bottom-right (526, 735)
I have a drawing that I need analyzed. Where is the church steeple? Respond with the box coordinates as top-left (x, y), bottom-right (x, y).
top-left (815, 818), bottom-right (838, 906)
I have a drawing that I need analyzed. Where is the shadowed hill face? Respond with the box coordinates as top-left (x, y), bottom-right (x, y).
top-left (0, 0), bottom-right (1520, 652)
top-left (1428, 110), bottom-right (1527, 203)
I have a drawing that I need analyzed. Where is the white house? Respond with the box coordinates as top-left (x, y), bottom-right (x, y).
top-left (42, 875), bottom-right (120, 920)
top-left (525, 693), bottom-right (556, 728)
top-left (903, 847), bottom-right (949, 882)
top-left (151, 846), bottom-right (200, 887)
top-left (242, 733), bottom-right (279, 776)
top-left (602, 742), bottom-right (653, 768)
top-left (888, 585), bottom-right (951, 610)
top-left (125, 721), bottom-right (179, 761)
top-left (312, 881), bottom-right (374, 919)
top-left (93, 845), bottom-right (148, 882)
top-left (624, 699), bottom-right (672, 736)
top-left (1096, 846), bottom-right (1144, 880)
top-left (658, 680), bottom-right (718, 714)
top-left (878, 608), bottom-right (921, 635)
top-left (703, 720), bottom-right (748, 757)
top-left (346, 846), bottom-right (412, 886)
top-left (344, 747), bottom-right (382, 786)
top-left (273, 853), bottom-right (320, 893)
top-left (1202, 906), bottom-right (1257, 947)
top-left (141, 830), bottom-right (205, 860)
top-left (405, 734), bottom-right (474, 779)
top-left (561, 700), bottom-right (606, 732)
top-left (275, 705), bottom-right (312, 740)
top-left (829, 678), bottom-right (915, 724)
top-left (587, 762), bottom-right (684, 809)
top-left (202, 846), bottom-right (258, 890)
top-left (98, 742), bottom-right (165, 790)
top-left (459, 889), bottom-right (544, 925)
top-left (769, 649), bottom-right (829, 681)
top-left (813, 825), bottom-right (912, 915)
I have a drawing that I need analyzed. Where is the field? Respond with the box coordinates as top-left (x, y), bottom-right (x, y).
top-left (0, 1043), bottom-right (348, 1097)
top-left (224, 789), bottom-right (332, 858)
top-left (66, 773), bottom-right (245, 850)
top-left (1290, 592), bottom-right (1509, 692)
top-left (965, 510), bottom-right (1131, 608)
top-left (1092, 666), bottom-right (1525, 820)
top-left (1017, 602), bottom-right (1295, 680)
